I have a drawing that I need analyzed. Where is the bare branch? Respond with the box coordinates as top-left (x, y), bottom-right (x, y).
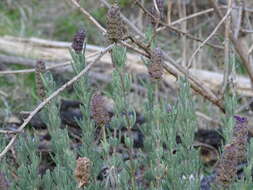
top-left (69, 0), bottom-right (106, 33)
top-left (0, 45), bottom-right (113, 159)
top-left (188, 7), bottom-right (232, 68)
top-left (209, 0), bottom-right (253, 85)
top-left (134, 0), bottom-right (224, 50)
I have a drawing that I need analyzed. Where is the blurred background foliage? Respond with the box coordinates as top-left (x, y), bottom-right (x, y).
top-left (0, 0), bottom-right (134, 44)
top-left (0, 0), bottom-right (251, 113)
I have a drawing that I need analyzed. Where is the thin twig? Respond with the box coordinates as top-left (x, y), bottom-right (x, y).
top-left (187, 7), bottom-right (232, 68)
top-left (0, 51), bottom-right (99, 75)
top-left (145, 0), bottom-right (160, 48)
top-left (70, 0), bottom-right (106, 33)
top-left (138, 0), bottom-right (144, 31)
top-left (170, 8), bottom-right (214, 26)
top-left (241, 29), bottom-right (253, 33)
top-left (0, 54), bottom-right (43, 67)
top-left (163, 54), bottom-right (225, 112)
top-left (248, 44), bottom-right (253, 55)
top-left (177, 0), bottom-right (187, 67)
top-left (209, 0), bottom-right (253, 85)
top-left (0, 90), bottom-right (8, 97)
top-left (153, 0), bottom-right (160, 15)
top-left (134, 0), bottom-right (224, 50)
top-left (0, 62), bottom-right (70, 75)
top-left (167, 0), bottom-right (172, 24)
top-left (0, 130), bottom-right (22, 134)
top-left (219, 0), bottom-right (232, 97)
top-left (236, 98), bottom-right (253, 113)
top-left (233, 2), bottom-right (244, 39)
top-left (120, 41), bottom-right (149, 58)
top-left (0, 45), bottom-right (113, 159)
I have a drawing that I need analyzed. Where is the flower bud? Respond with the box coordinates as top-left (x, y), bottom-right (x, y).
top-left (107, 4), bottom-right (124, 43)
top-left (72, 28), bottom-right (86, 53)
top-left (215, 144), bottom-right (237, 187)
top-left (35, 60), bottom-right (46, 100)
top-left (74, 157), bottom-right (91, 188)
top-left (148, 47), bottom-right (164, 80)
top-left (231, 115), bottom-right (248, 163)
top-left (91, 92), bottom-right (110, 126)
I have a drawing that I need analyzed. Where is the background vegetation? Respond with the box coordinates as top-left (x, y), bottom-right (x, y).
top-left (1, 0), bottom-right (253, 189)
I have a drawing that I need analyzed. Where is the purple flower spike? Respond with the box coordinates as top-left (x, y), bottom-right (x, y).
top-left (233, 115), bottom-right (247, 124)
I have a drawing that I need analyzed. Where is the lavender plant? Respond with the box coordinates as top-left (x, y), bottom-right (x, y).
top-left (69, 29), bottom-right (104, 189)
top-left (2, 2), bottom-right (253, 190)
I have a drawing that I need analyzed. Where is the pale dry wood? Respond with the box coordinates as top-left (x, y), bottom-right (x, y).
top-left (209, 0), bottom-right (253, 86)
top-left (220, 0), bottom-right (232, 97)
top-left (0, 90), bottom-right (8, 97)
top-left (188, 7), bottom-right (232, 68)
top-left (178, 0), bottom-right (188, 67)
top-left (0, 36), bottom-right (252, 97)
top-left (0, 51), bottom-right (99, 74)
top-left (134, 0), bottom-right (224, 50)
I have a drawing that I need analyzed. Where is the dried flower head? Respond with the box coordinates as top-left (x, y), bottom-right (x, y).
top-left (214, 116), bottom-right (249, 187)
top-left (232, 115), bottom-right (248, 163)
top-left (72, 28), bottom-right (86, 53)
top-left (215, 143), bottom-right (238, 187)
top-left (74, 157), bottom-right (91, 188)
top-left (107, 4), bottom-right (124, 43)
top-left (35, 60), bottom-right (46, 99)
top-left (91, 92), bottom-right (110, 125)
top-left (0, 171), bottom-right (9, 190)
top-left (233, 115), bottom-right (248, 138)
top-left (232, 136), bottom-right (247, 164)
top-left (148, 47), bottom-right (164, 80)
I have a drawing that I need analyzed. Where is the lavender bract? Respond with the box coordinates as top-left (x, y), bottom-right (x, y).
top-left (35, 60), bottom-right (46, 99)
top-left (91, 92), bottom-right (110, 126)
top-left (148, 47), bottom-right (164, 80)
top-left (72, 28), bottom-right (86, 53)
top-left (107, 4), bottom-right (124, 43)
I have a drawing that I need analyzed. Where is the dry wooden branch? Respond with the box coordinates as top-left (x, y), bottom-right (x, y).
top-left (208, 0), bottom-right (253, 85)
top-left (0, 36), bottom-right (252, 97)
top-left (0, 90), bottom-right (8, 97)
top-left (161, 56), bottom-right (225, 112)
top-left (220, 0), bottom-right (232, 97)
top-left (0, 51), bottom-right (99, 74)
top-left (68, 0), bottom-right (225, 111)
top-left (0, 44), bottom-right (113, 159)
top-left (70, 0), bottom-right (106, 33)
top-left (134, 0), bottom-right (224, 50)
top-left (0, 130), bottom-right (21, 134)
top-left (188, 7), bottom-right (232, 68)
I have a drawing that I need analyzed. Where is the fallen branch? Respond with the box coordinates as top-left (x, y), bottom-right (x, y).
top-left (0, 36), bottom-right (252, 97)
